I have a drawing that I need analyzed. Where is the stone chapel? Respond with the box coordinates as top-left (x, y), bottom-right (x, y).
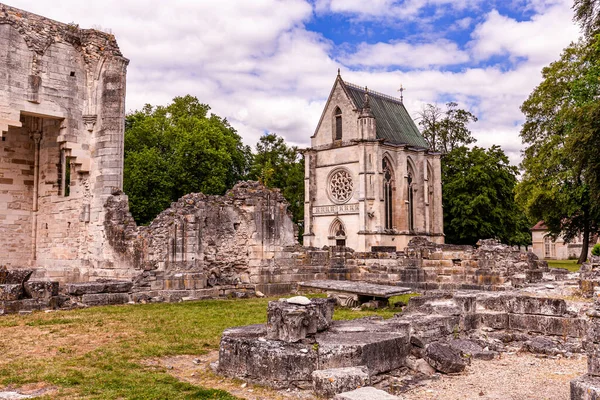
top-left (303, 73), bottom-right (444, 251)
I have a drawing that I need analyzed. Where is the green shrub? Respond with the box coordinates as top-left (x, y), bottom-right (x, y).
top-left (592, 243), bottom-right (600, 257)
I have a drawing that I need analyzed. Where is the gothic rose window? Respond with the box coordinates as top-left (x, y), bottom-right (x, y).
top-left (328, 169), bottom-right (353, 203)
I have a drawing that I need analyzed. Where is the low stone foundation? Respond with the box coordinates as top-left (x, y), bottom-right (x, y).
top-left (217, 291), bottom-right (589, 397)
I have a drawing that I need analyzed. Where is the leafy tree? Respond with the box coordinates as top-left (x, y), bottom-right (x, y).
top-left (124, 96), bottom-right (251, 224)
top-left (443, 146), bottom-right (531, 246)
top-left (517, 34), bottom-right (600, 263)
top-left (417, 102), bottom-right (477, 153)
top-left (574, 0), bottom-right (600, 37)
top-left (249, 134), bottom-right (304, 238)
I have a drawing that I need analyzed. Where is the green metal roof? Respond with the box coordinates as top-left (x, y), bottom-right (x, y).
top-left (343, 81), bottom-right (429, 149)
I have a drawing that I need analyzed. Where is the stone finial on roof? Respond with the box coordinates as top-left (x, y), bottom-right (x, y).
top-left (359, 86), bottom-right (374, 119)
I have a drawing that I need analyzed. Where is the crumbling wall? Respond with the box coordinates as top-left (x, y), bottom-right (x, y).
top-left (104, 181), bottom-right (300, 300)
top-left (0, 3), bottom-right (129, 281)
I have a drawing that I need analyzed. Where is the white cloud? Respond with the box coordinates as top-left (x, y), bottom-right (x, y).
top-left (5, 0), bottom-right (581, 167)
top-left (469, 1), bottom-right (579, 66)
top-left (342, 39), bottom-right (470, 68)
top-left (315, 0), bottom-right (483, 20)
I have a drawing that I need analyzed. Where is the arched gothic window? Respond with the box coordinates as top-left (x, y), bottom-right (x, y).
top-left (407, 162), bottom-right (415, 232)
top-left (334, 107), bottom-right (342, 141)
top-left (382, 158), bottom-right (394, 230)
top-left (427, 162), bottom-right (434, 233)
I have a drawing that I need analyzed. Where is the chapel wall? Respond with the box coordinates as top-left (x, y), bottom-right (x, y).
top-left (311, 80), bottom-right (358, 147)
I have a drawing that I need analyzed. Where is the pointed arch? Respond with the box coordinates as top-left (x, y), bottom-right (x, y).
top-left (382, 155), bottom-right (395, 230)
top-left (333, 106), bottom-right (343, 141)
top-left (406, 157), bottom-right (416, 232)
top-left (329, 218), bottom-right (346, 247)
top-left (427, 161), bottom-right (435, 234)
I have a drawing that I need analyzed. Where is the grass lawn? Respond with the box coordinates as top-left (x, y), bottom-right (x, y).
top-left (546, 259), bottom-right (581, 272)
top-left (0, 296), bottom-right (399, 399)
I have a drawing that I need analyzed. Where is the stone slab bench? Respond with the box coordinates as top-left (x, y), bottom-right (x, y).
top-left (298, 280), bottom-right (412, 304)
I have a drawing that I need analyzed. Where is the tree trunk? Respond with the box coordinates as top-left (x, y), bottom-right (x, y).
top-left (579, 210), bottom-right (591, 264)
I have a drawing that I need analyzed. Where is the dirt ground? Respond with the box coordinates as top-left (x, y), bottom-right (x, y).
top-left (150, 351), bottom-right (586, 400)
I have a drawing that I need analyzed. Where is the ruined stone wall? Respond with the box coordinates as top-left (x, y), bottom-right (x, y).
top-left (103, 181), bottom-right (300, 300)
top-left (284, 238), bottom-right (549, 292)
top-left (0, 3), bottom-right (129, 280)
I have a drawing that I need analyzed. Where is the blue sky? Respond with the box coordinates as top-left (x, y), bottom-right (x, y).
top-left (8, 0), bottom-right (581, 164)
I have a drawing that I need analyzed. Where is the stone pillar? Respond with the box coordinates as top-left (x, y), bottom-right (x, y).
top-left (570, 299), bottom-right (600, 398)
top-left (266, 297), bottom-right (335, 343)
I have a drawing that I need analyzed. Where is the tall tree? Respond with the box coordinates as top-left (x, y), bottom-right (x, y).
top-left (517, 35), bottom-right (600, 263)
top-left (417, 102), bottom-right (477, 153)
top-left (249, 134), bottom-right (304, 237)
top-left (574, 0), bottom-right (600, 37)
top-left (124, 95), bottom-right (252, 225)
top-left (443, 146), bottom-right (531, 246)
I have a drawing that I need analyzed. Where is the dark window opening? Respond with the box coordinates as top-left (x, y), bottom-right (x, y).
top-left (69, 71), bottom-right (76, 77)
top-left (1, 136), bottom-right (5, 141)
top-left (408, 173), bottom-right (414, 231)
top-left (336, 239), bottom-right (346, 247)
top-left (60, 149), bottom-right (73, 197)
top-left (65, 158), bottom-right (72, 197)
top-left (383, 159), bottom-right (393, 230)
top-left (334, 107), bottom-right (342, 140)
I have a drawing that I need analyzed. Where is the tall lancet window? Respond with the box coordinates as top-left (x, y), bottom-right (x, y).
top-left (427, 162), bottom-right (434, 233)
top-left (334, 107), bottom-right (342, 140)
top-left (383, 158), bottom-right (394, 230)
top-left (407, 172), bottom-right (414, 231)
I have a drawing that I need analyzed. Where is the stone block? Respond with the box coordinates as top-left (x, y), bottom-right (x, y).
top-left (507, 296), bottom-right (567, 316)
top-left (571, 375), bottom-right (600, 400)
top-left (590, 350), bottom-right (600, 377)
top-left (588, 320), bottom-right (600, 343)
top-left (508, 314), bottom-right (587, 338)
top-left (24, 281), bottom-right (59, 299)
top-left (526, 269), bottom-right (543, 283)
top-left (424, 342), bottom-right (470, 374)
top-left (218, 326), bottom-right (318, 389)
top-left (0, 267), bottom-right (34, 284)
top-left (101, 280), bottom-right (133, 293)
top-left (266, 298), bottom-right (335, 342)
top-left (477, 312), bottom-right (509, 330)
top-left (333, 386), bottom-right (400, 400)
top-left (405, 314), bottom-right (460, 347)
top-left (312, 366), bottom-right (370, 398)
top-left (80, 293), bottom-right (130, 306)
top-left (316, 330), bottom-right (410, 375)
top-left (65, 282), bottom-right (107, 295)
top-left (0, 284), bottom-right (23, 300)
top-left (448, 339), bottom-right (496, 360)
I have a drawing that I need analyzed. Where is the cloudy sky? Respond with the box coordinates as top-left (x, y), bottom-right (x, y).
top-left (9, 0), bottom-right (581, 164)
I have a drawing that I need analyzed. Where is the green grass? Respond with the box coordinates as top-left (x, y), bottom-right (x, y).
top-left (546, 259), bottom-right (581, 272)
top-left (0, 295), bottom-right (397, 399)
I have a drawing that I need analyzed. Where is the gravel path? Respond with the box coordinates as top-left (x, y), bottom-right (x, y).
top-left (404, 353), bottom-right (586, 400)
top-left (155, 351), bottom-right (586, 400)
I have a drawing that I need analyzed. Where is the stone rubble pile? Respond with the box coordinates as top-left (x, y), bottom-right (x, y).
top-left (217, 291), bottom-right (590, 398)
top-left (0, 266), bottom-right (64, 314)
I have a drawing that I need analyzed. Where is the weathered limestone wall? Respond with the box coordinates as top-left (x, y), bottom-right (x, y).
top-left (0, 123), bottom-right (34, 263)
top-left (103, 181), bottom-right (300, 300)
top-left (0, 3), bottom-right (129, 280)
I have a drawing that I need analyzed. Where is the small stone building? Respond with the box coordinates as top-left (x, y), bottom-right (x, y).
top-left (531, 221), bottom-right (598, 260)
top-left (0, 4), bottom-right (129, 280)
top-left (303, 73), bottom-right (444, 251)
